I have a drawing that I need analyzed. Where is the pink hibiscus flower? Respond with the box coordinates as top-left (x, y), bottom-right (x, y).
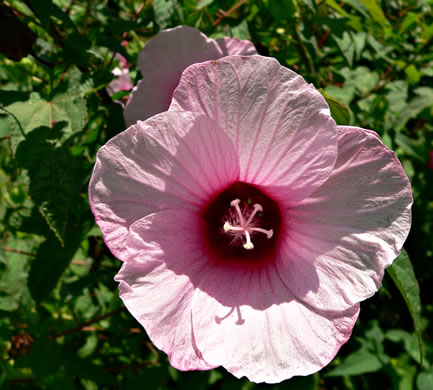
top-left (89, 56), bottom-right (412, 383)
top-left (108, 53), bottom-right (133, 95)
top-left (124, 25), bottom-right (257, 127)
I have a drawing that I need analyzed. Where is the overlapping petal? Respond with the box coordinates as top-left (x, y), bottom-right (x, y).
top-left (115, 208), bottom-right (219, 370)
top-left (124, 26), bottom-right (257, 126)
top-left (192, 269), bottom-right (360, 383)
top-left (216, 37), bottom-right (257, 56)
top-left (277, 126), bottom-right (412, 311)
top-left (116, 209), bottom-right (360, 383)
top-left (170, 55), bottom-right (338, 204)
top-left (89, 111), bottom-right (239, 260)
top-left (90, 50), bottom-right (413, 384)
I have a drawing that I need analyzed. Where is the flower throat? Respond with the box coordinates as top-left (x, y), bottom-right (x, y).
top-left (201, 182), bottom-right (282, 261)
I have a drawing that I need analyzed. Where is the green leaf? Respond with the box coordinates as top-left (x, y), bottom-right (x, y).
top-left (386, 80), bottom-right (408, 114)
top-left (229, 20), bottom-right (251, 40)
top-left (395, 87), bottom-right (433, 132)
top-left (15, 125), bottom-right (77, 244)
top-left (405, 64), bottom-right (421, 85)
top-left (353, 31), bottom-right (368, 60)
top-left (395, 133), bottom-right (425, 162)
top-left (319, 89), bottom-right (351, 125)
top-left (367, 35), bottom-right (393, 61)
top-left (341, 0), bottom-right (369, 18)
top-left (333, 31), bottom-right (355, 66)
top-left (27, 217), bottom-right (84, 302)
top-left (417, 369), bottom-right (433, 390)
top-left (0, 90), bottom-right (30, 106)
top-left (359, 0), bottom-right (387, 27)
top-left (0, 237), bottom-right (33, 311)
top-left (196, 0), bottom-right (215, 9)
top-left (324, 85), bottom-right (355, 106)
top-left (269, 0), bottom-right (297, 21)
top-left (6, 91), bottom-right (87, 154)
top-left (327, 322), bottom-right (389, 377)
top-left (387, 249), bottom-right (423, 365)
top-left (386, 329), bottom-right (424, 366)
top-left (28, 0), bottom-right (53, 30)
top-left (340, 66), bottom-right (379, 95)
top-left (62, 33), bottom-right (92, 68)
top-left (77, 334), bottom-right (98, 359)
top-left (153, 0), bottom-right (177, 29)
top-left (399, 12), bottom-right (419, 35)
top-left (326, 348), bottom-right (384, 376)
top-left (326, 0), bottom-right (348, 17)
top-left (389, 354), bottom-right (418, 390)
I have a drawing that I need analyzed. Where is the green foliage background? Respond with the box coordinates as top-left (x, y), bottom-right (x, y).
top-left (0, 0), bottom-right (432, 388)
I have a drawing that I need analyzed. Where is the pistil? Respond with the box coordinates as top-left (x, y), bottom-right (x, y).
top-left (223, 198), bottom-right (273, 250)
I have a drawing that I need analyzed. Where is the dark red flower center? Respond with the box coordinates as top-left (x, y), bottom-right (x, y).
top-left (201, 181), bottom-right (283, 263)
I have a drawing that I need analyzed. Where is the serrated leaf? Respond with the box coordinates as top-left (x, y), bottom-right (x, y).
top-left (6, 91), bottom-right (87, 154)
top-left (58, 67), bottom-right (95, 97)
top-left (319, 88), bottom-right (351, 125)
top-left (28, 218), bottom-right (83, 302)
top-left (387, 249), bottom-right (423, 365)
top-left (153, 0), bottom-right (177, 29)
top-left (395, 87), bottom-right (433, 132)
top-left (15, 125), bottom-right (77, 244)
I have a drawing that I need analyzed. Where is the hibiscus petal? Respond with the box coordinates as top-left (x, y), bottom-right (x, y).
top-left (119, 209), bottom-right (359, 382)
top-left (89, 111), bottom-right (239, 260)
top-left (215, 37), bottom-right (257, 56)
top-left (116, 209), bottom-right (217, 370)
top-left (117, 262), bottom-right (216, 370)
top-left (191, 262), bottom-right (360, 383)
top-left (170, 55), bottom-right (338, 204)
top-left (124, 25), bottom-right (222, 126)
top-left (278, 126), bottom-right (413, 310)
